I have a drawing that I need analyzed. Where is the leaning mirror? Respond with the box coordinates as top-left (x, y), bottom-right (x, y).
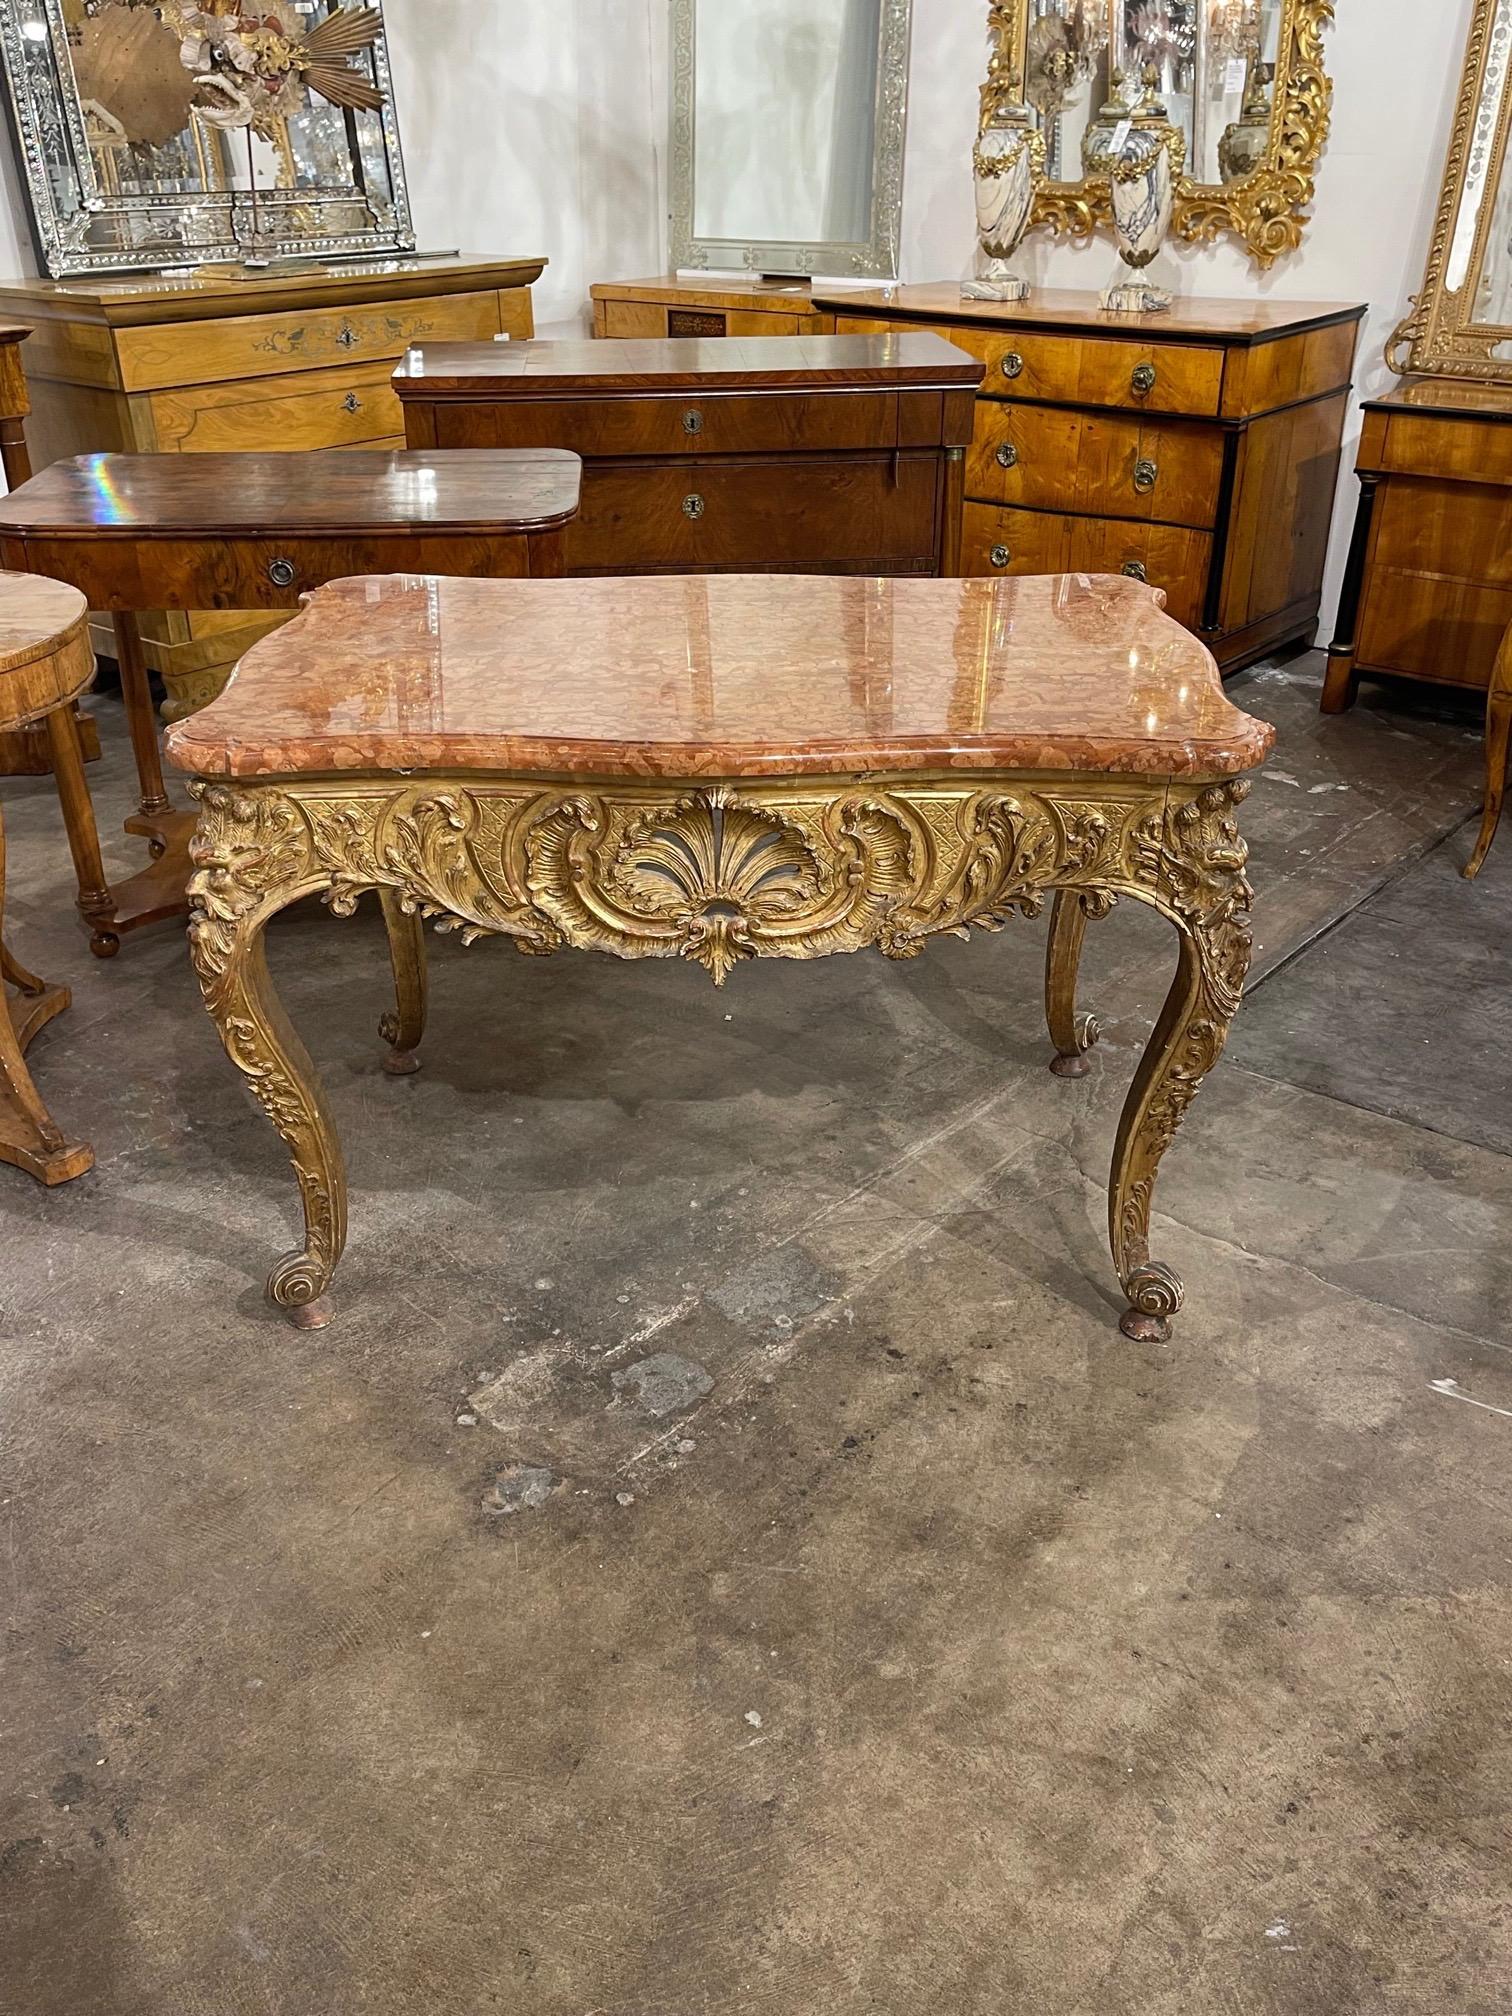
top-left (988, 0), bottom-right (1332, 264)
top-left (0, 0), bottom-right (415, 278)
top-left (1390, 0), bottom-right (1512, 383)
top-left (668, 0), bottom-right (912, 278)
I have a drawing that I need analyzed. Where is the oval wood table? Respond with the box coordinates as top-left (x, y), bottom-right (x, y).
top-left (164, 570), bottom-right (1274, 1339)
top-left (0, 572), bottom-right (96, 1184)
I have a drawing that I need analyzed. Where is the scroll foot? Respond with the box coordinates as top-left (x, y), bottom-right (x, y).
top-left (379, 890), bottom-right (428, 1076)
top-left (1046, 890), bottom-right (1103, 1077)
top-left (1119, 1261), bottom-right (1183, 1344)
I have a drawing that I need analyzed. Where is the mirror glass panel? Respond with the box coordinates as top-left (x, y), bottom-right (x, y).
top-left (692, 0), bottom-right (880, 245)
top-left (1024, 0), bottom-right (1284, 189)
top-left (669, 0), bottom-right (911, 277)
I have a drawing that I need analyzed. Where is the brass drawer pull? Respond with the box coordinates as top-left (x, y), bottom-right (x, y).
top-left (995, 442), bottom-right (1019, 470)
top-left (683, 493), bottom-right (705, 520)
top-left (989, 543), bottom-right (1012, 569)
top-left (342, 392), bottom-right (362, 414)
top-left (1001, 350), bottom-right (1025, 380)
top-left (268, 557), bottom-right (298, 588)
top-left (1121, 560), bottom-right (1149, 583)
top-left (683, 408), bottom-right (703, 435)
top-left (1133, 457), bottom-right (1158, 494)
top-left (1131, 362), bottom-right (1157, 396)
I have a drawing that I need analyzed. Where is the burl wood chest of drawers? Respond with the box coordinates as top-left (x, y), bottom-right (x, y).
top-left (592, 275), bottom-right (837, 339)
top-left (1324, 378), bottom-right (1512, 713)
top-left (394, 334), bottom-right (982, 577)
top-left (815, 285), bottom-right (1366, 674)
top-left (0, 255), bottom-right (543, 715)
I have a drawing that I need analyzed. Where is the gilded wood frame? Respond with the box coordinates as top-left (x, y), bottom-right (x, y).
top-left (982, 0), bottom-right (1335, 267)
top-left (1388, 0), bottom-right (1512, 384)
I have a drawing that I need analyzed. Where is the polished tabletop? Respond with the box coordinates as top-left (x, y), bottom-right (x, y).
top-left (813, 283), bottom-right (1367, 344)
top-left (164, 571), bottom-right (1274, 784)
top-left (392, 333), bottom-right (982, 395)
top-left (0, 450), bottom-right (583, 539)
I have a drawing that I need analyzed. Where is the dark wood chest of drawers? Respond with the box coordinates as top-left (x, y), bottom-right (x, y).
top-left (393, 335), bottom-right (981, 578)
top-left (1324, 377), bottom-right (1512, 712)
top-left (817, 285), bottom-right (1365, 674)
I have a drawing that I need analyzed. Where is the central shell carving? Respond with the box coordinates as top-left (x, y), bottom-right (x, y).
top-left (614, 793), bottom-right (827, 984)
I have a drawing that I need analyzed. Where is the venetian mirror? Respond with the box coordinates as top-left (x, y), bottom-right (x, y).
top-left (1390, 0), bottom-right (1512, 383)
top-left (668, 0), bottom-right (912, 278)
top-left (984, 0), bottom-right (1333, 264)
top-left (0, 0), bottom-right (414, 277)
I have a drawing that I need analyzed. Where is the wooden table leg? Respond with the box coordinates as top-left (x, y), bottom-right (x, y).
top-left (188, 787), bottom-right (347, 1326)
top-left (42, 700), bottom-right (122, 958)
top-left (1045, 889), bottom-right (1104, 1077)
top-left (378, 889), bottom-right (428, 1076)
top-left (1108, 782), bottom-right (1255, 1343)
top-left (0, 801), bottom-right (94, 1185)
top-left (1465, 624), bottom-right (1512, 880)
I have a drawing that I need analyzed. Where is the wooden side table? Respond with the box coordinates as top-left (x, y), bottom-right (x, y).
top-left (0, 447), bottom-right (582, 954)
top-left (164, 569), bottom-right (1273, 1341)
top-left (0, 572), bottom-right (97, 1185)
top-left (393, 335), bottom-right (982, 579)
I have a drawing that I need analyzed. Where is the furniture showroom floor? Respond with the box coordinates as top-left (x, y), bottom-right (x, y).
top-left (3, 652), bottom-right (1508, 2015)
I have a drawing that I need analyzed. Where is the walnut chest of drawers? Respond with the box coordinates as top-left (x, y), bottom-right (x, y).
top-left (0, 255), bottom-right (544, 716)
top-left (394, 334), bottom-right (982, 578)
top-left (1324, 377), bottom-right (1512, 713)
top-left (591, 275), bottom-right (837, 340)
top-left (816, 285), bottom-right (1365, 674)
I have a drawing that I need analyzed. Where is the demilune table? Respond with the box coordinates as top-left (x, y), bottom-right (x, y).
top-left (163, 569), bottom-right (1275, 1341)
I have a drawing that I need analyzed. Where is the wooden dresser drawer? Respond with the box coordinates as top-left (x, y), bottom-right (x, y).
top-left (430, 390), bottom-right (905, 459)
top-left (1369, 479), bottom-right (1512, 588)
top-left (1376, 413), bottom-right (1512, 487)
top-left (117, 287), bottom-right (526, 393)
top-left (148, 360), bottom-right (404, 454)
top-left (967, 402), bottom-right (1225, 528)
top-left (962, 502), bottom-right (1211, 628)
top-left (835, 315), bottom-right (1223, 417)
top-left (569, 455), bottom-right (941, 573)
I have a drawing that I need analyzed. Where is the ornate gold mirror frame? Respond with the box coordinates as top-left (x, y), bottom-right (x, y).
top-left (983, 0), bottom-right (1333, 266)
top-left (1388, 0), bottom-right (1512, 383)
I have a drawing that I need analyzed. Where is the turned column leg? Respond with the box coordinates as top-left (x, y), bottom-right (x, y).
top-left (0, 801), bottom-right (94, 1186)
top-left (114, 613), bottom-right (175, 835)
top-left (378, 888), bottom-right (428, 1076)
top-left (1110, 783), bottom-right (1256, 1343)
top-left (1321, 474), bottom-right (1378, 716)
top-left (188, 837), bottom-right (347, 1327)
top-left (1045, 889), bottom-right (1105, 1077)
top-left (1465, 626), bottom-right (1512, 880)
top-left (42, 700), bottom-right (120, 958)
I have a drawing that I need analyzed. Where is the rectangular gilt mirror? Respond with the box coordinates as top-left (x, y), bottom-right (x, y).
top-left (668, 0), bottom-right (912, 279)
top-left (1390, 0), bottom-right (1512, 383)
top-left (989, 0), bottom-right (1332, 264)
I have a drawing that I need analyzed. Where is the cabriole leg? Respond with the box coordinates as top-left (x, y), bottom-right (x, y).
top-left (1109, 783), bottom-right (1256, 1343)
top-left (378, 888), bottom-right (428, 1075)
top-left (1045, 888), bottom-right (1103, 1077)
top-left (186, 788), bottom-right (346, 1326)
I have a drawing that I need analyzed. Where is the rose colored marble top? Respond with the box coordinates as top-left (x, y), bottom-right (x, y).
top-left (163, 572), bottom-right (1275, 783)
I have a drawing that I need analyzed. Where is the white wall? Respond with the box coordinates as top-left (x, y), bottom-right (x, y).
top-left (0, 0), bottom-right (1475, 619)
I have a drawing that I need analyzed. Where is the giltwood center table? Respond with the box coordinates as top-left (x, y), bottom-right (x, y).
top-left (0, 447), bottom-right (582, 954)
top-left (0, 572), bottom-right (96, 1186)
top-left (163, 569), bottom-right (1275, 1340)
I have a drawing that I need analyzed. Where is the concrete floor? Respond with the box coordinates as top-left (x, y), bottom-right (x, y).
top-left (2, 653), bottom-right (1510, 2014)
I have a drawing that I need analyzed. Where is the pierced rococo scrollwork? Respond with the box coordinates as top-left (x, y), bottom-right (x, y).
top-left (185, 770), bottom-right (1258, 1342)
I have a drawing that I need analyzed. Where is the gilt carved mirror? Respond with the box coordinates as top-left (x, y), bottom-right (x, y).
top-left (984, 0), bottom-right (1333, 265)
top-left (0, 0), bottom-right (414, 277)
top-left (1390, 0), bottom-right (1512, 383)
top-left (668, 0), bottom-right (913, 278)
